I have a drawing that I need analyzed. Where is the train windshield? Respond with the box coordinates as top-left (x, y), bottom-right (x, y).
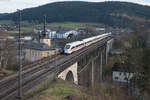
top-left (65, 45), bottom-right (71, 49)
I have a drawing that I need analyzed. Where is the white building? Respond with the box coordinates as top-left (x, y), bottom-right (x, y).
top-left (96, 28), bottom-right (105, 31)
top-left (34, 28), bottom-right (55, 34)
top-left (112, 66), bottom-right (133, 83)
top-left (55, 30), bottom-right (78, 39)
top-left (48, 31), bottom-right (57, 38)
top-left (34, 28), bottom-right (78, 39)
top-left (34, 28), bottom-right (42, 33)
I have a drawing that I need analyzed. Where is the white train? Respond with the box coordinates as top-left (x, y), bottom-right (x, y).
top-left (64, 32), bottom-right (111, 54)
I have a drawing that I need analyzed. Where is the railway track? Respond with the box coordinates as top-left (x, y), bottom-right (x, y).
top-left (0, 54), bottom-right (65, 100)
top-left (0, 37), bottom-right (112, 100)
top-left (22, 53), bottom-right (62, 70)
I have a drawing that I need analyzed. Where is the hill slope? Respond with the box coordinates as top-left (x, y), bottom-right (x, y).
top-left (23, 79), bottom-right (131, 100)
top-left (1, 1), bottom-right (150, 27)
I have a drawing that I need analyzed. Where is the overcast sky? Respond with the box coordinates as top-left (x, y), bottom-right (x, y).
top-left (0, 0), bottom-right (150, 13)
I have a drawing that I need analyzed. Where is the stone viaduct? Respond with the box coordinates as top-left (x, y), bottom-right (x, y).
top-left (58, 38), bottom-right (114, 87)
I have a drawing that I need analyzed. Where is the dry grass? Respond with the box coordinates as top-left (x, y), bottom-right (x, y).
top-left (23, 79), bottom-right (90, 100)
top-left (90, 83), bottom-right (131, 100)
top-left (22, 78), bottom-right (132, 100)
top-left (0, 69), bottom-right (15, 79)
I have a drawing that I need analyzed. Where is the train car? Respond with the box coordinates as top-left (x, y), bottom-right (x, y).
top-left (64, 41), bottom-right (85, 54)
top-left (64, 33), bottom-right (111, 54)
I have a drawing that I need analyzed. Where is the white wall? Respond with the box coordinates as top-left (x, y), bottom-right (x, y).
top-left (113, 71), bottom-right (133, 83)
top-left (50, 30), bottom-right (78, 39)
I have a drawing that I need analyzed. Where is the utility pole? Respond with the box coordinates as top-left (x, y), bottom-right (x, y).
top-left (43, 15), bottom-right (46, 36)
top-left (32, 20), bottom-right (35, 39)
top-left (53, 46), bottom-right (57, 80)
top-left (53, 34), bottom-right (57, 81)
top-left (53, 21), bottom-right (57, 81)
top-left (17, 9), bottom-right (22, 99)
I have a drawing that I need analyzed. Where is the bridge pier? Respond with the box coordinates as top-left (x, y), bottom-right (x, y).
top-left (77, 49), bottom-right (105, 88)
top-left (105, 46), bottom-right (108, 64)
top-left (105, 38), bottom-right (114, 64)
top-left (91, 60), bottom-right (94, 88)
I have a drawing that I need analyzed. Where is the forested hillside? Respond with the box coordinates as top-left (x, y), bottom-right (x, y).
top-left (0, 13), bottom-right (8, 17)
top-left (1, 1), bottom-right (150, 27)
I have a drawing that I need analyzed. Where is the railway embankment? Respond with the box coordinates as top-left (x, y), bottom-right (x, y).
top-left (22, 78), bottom-right (131, 100)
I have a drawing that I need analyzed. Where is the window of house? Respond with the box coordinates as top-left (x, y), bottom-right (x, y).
top-left (119, 72), bottom-right (122, 76)
top-left (115, 77), bottom-right (118, 80)
top-left (124, 77), bottom-right (128, 81)
top-left (36, 52), bottom-right (38, 57)
top-left (47, 52), bottom-right (50, 56)
top-left (124, 72), bottom-right (126, 76)
top-left (32, 57), bottom-right (35, 62)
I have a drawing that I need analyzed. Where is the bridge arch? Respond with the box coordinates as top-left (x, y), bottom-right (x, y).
top-left (58, 62), bottom-right (78, 84)
top-left (65, 71), bottom-right (74, 83)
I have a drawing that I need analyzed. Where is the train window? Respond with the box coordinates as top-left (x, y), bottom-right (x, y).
top-left (65, 45), bottom-right (71, 49)
top-left (71, 46), bottom-right (76, 49)
top-left (78, 44), bottom-right (82, 47)
top-left (72, 44), bottom-right (80, 49)
top-left (47, 52), bottom-right (50, 56)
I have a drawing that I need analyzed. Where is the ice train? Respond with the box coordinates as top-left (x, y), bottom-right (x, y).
top-left (64, 32), bottom-right (111, 54)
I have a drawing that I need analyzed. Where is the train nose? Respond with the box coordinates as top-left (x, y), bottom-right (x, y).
top-left (64, 49), bottom-right (71, 54)
top-left (64, 49), bottom-right (69, 53)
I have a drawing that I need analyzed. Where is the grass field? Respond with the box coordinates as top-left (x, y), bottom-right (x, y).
top-left (1, 21), bottom-right (104, 34)
top-left (36, 22), bottom-right (104, 29)
top-left (0, 20), bottom-right (14, 25)
top-left (0, 20), bottom-right (31, 25)
top-left (8, 27), bottom-right (34, 34)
